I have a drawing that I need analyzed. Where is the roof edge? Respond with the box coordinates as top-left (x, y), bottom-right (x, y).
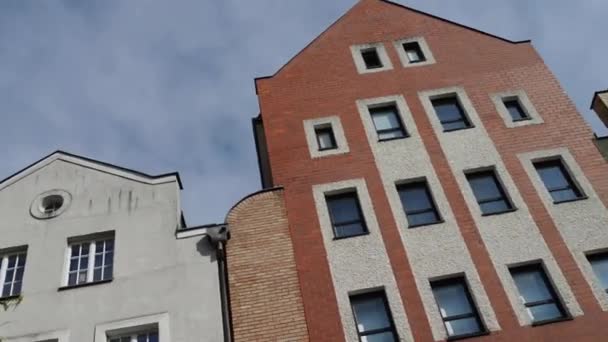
top-left (590, 89), bottom-right (608, 109)
top-left (0, 150), bottom-right (184, 190)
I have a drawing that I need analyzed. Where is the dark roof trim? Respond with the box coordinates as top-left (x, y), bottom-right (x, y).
top-left (380, 0), bottom-right (531, 44)
top-left (0, 150), bottom-right (184, 190)
top-left (590, 89), bottom-right (608, 109)
top-left (225, 186), bottom-right (284, 222)
top-left (254, 0), bottom-right (530, 85)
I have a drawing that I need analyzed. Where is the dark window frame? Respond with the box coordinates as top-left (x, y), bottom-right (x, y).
top-left (503, 98), bottom-right (530, 122)
top-left (397, 180), bottom-right (442, 228)
top-left (465, 169), bottom-right (515, 216)
top-left (326, 192), bottom-right (369, 240)
top-left (314, 125), bottom-right (338, 151)
top-left (369, 104), bottom-right (408, 142)
top-left (402, 41), bottom-right (426, 64)
top-left (587, 252), bottom-right (608, 293)
top-left (361, 48), bottom-right (383, 70)
top-left (533, 159), bottom-right (585, 204)
top-left (430, 276), bottom-right (487, 340)
top-left (431, 96), bottom-right (473, 132)
top-left (350, 290), bottom-right (399, 342)
top-left (509, 263), bottom-right (569, 325)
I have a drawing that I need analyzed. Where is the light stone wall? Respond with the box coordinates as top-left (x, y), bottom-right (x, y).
top-left (355, 94), bottom-right (498, 341)
top-left (0, 158), bottom-right (223, 342)
top-left (418, 86), bottom-right (583, 326)
top-left (519, 148), bottom-right (608, 311)
top-left (312, 179), bottom-right (413, 342)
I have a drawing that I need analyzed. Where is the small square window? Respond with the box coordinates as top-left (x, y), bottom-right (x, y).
top-left (503, 99), bottom-right (529, 122)
top-left (315, 126), bottom-right (337, 151)
top-left (64, 233), bottom-right (115, 288)
top-left (402, 42), bottom-right (426, 64)
top-left (0, 248), bottom-right (27, 298)
top-left (397, 181), bottom-right (441, 228)
top-left (510, 264), bottom-right (567, 324)
top-left (361, 48), bottom-right (383, 70)
top-left (431, 97), bottom-right (472, 132)
top-left (431, 277), bottom-right (486, 338)
top-left (326, 192), bottom-right (368, 239)
top-left (369, 105), bottom-right (407, 141)
top-left (350, 291), bottom-right (398, 341)
top-left (533, 159), bottom-right (584, 203)
top-left (466, 170), bottom-right (514, 215)
top-left (587, 253), bottom-right (608, 293)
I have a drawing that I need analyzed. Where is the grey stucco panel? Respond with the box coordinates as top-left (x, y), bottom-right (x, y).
top-left (519, 148), bottom-right (608, 311)
top-left (313, 178), bottom-right (414, 342)
top-left (418, 86), bottom-right (583, 326)
top-left (356, 94), bottom-right (499, 340)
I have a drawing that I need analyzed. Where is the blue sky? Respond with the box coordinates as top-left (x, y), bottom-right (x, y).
top-left (0, 0), bottom-right (606, 225)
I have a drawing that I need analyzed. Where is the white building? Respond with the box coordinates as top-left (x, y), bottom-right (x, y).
top-left (0, 151), bottom-right (227, 342)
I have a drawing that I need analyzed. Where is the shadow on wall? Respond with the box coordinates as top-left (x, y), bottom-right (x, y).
top-left (196, 236), bottom-right (217, 263)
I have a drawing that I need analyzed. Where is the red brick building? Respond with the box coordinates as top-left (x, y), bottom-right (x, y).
top-left (226, 0), bottom-right (608, 341)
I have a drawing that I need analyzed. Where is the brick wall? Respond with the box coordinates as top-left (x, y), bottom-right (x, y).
top-left (251, 0), bottom-right (608, 340)
top-left (226, 188), bottom-right (309, 341)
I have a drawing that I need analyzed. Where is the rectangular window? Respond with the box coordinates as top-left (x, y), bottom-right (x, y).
top-left (510, 264), bottom-right (567, 324)
top-left (326, 192), bottom-right (368, 239)
top-left (534, 160), bottom-right (583, 203)
top-left (402, 42), bottom-right (426, 63)
top-left (67, 235), bottom-right (114, 287)
top-left (350, 291), bottom-right (398, 342)
top-left (0, 248), bottom-right (27, 298)
top-left (466, 170), bottom-right (513, 215)
top-left (431, 97), bottom-right (472, 132)
top-left (361, 48), bottom-right (383, 69)
top-left (503, 99), bottom-right (529, 121)
top-left (108, 331), bottom-right (158, 342)
top-left (588, 253), bottom-right (608, 293)
top-left (315, 126), bottom-right (337, 151)
top-left (397, 181), bottom-right (441, 227)
top-left (431, 277), bottom-right (485, 338)
top-left (369, 105), bottom-right (407, 141)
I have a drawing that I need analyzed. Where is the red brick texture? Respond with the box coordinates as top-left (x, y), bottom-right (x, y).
top-left (252, 0), bottom-right (608, 341)
top-left (226, 189), bottom-right (309, 341)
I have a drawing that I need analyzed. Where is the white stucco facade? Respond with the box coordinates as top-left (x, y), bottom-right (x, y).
top-left (0, 152), bottom-right (224, 342)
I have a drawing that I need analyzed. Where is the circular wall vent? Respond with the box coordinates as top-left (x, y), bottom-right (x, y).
top-left (31, 190), bottom-right (72, 219)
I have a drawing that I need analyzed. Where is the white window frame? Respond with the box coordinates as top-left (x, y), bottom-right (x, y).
top-left (94, 313), bottom-right (170, 342)
top-left (0, 247), bottom-right (27, 298)
top-left (107, 330), bottom-right (158, 342)
top-left (303, 116), bottom-right (349, 158)
top-left (393, 37), bottom-right (436, 68)
top-left (3, 330), bottom-right (70, 342)
top-left (62, 233), bottom-right (114, 287)
top-left (490, 90), bottom-right (543, 128)
top-left (350, 42), bottom-right (393, 74)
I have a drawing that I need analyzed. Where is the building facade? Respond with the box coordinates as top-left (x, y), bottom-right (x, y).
top-left (0, 152), bottom-right (226, 342)
top-left (228, 0), bottom-right (608, 341)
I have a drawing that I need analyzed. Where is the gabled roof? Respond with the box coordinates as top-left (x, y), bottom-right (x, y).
top-left (0, 150), bottom-right (183, 191)
top-left (254, 0), bottom-right (530, 89)
top-left (591, 89), bottom-right (608, 109)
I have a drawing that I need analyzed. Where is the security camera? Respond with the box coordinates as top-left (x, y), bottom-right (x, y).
top-left (206, 224), bottom-right (229, 244)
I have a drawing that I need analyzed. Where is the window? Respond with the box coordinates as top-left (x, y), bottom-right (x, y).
top-left (0, 249), bottom-right (27, 298)
top-left (402, 42), bottom-right (426, 64)
top-left (350, 291), bottom-right (398, 342)
top-left (431, 97), bottom-right (472, 131)
top-left (397, 181), bottom-right (441, 227)
top-left (588, 253), bottom-right (608, 293)
top-left (326, 192), bottom-right (368, 239)
top-left (431, 277), bottom-right (485, 338)
top-left (361, 48), bottom-right (383, 69)
top-left (109, 331), bottom-right (158, 342)
top-left (466, 170), bottom-right (514, 215)
top-left (41, 194), bottom-right (64, 214)
top-left (66, 235), bottom-right (114, 287)
top-left (315, 126), bottom-right (337, 151)
top-left (503, 99), bottom-right (529, 121)
top-left (510, 264), bottom-right (567, 324)
top-left (534, 160), bottom-right (583, 203)
top-left (369, 105), bottom-right (407, 141)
